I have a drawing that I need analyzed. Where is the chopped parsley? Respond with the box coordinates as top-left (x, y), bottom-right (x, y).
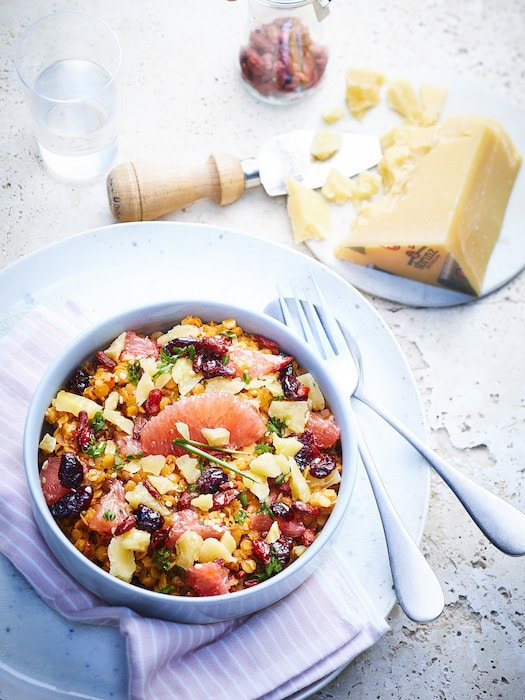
top-left (256, 502), bottom-right (273, 518)
top-left (103, 509), bottom-right (116, 521)
top-left (233, 509), bottom-right (248, 524)
top-left (152, 547), bottom-right (176, 573)
top-left (83, 436), bottom-right (106, 458)
top-left (267, 416), bottom-right (286, 437)
top-left (255, 443), bottom-right (274, 455)
top-left (90, 411), bottom-right (105, 431)
top-left (249, 555), bottom-right (283, 582)
top-left (127, 360), bottom-right (143, 385)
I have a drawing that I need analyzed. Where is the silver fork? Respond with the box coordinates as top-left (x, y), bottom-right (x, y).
top-left (341, 321), bottom-right (525, 558)
top-left (278, 281), bottom-right (445, 623)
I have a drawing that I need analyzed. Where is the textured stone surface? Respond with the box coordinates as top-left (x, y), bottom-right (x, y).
top-left (1, 1), bottom-right (524, 698)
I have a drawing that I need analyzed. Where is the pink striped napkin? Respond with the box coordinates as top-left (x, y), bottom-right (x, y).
top-left (0, 301), bottom-right (388, 700)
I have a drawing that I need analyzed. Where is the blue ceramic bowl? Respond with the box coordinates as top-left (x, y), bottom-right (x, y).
top-left (24, 300), bottom-right (357, 623)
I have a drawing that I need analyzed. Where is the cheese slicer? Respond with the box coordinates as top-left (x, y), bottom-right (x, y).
top-left (106, 129), bottom-right (382, 222)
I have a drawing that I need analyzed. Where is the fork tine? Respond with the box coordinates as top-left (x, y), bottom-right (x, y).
top-left (277, 284), bottom-right (314, 347)
top-left (307, 275), bottom-right (349, 355)
top-left (276, 284), bottom-right (297, 330)
top-left (297, 281), bottom-right (334, 360)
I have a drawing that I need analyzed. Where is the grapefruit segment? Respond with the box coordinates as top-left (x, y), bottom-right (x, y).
top-left (123, 331), bottom-right (159, 360)
top-left (227, 347), bottom-right (292, 379)
top-left (187, 561), bottom-right (231, 596)
top-left (305, 413), bottom-right (341, 449)
top-left (140, 392), bottom-right (266, 456)
top-left (40, 455), bottom-right (70, 506)
top-left (88, 480), bottom-right (131, 535)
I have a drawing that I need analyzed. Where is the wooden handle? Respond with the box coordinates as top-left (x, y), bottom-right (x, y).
top-left (106, 153), bottom-right (246, 222)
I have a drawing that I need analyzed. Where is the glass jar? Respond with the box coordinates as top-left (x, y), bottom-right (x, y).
top-left (239, 0), bottom-right (331, 105)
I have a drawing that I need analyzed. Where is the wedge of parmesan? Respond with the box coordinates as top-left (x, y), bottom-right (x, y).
top-left (335, 115), bottom-right (521, 295)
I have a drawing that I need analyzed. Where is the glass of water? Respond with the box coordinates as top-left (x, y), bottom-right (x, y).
top-left (14, 11), bottom-right (121, 181)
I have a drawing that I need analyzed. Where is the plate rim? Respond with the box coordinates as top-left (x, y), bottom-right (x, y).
top-left (0, 220), bottom-right (430, 698)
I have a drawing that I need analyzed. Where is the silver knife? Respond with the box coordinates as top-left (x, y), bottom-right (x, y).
top-left (106, 129), bottom-right (382, 222)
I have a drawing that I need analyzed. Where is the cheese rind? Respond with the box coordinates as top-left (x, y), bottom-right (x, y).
top-left (335, 116), bottom-right (521, 295)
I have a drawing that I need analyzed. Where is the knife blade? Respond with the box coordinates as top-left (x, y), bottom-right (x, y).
top-left (106, 129), bottom-right (382, 222)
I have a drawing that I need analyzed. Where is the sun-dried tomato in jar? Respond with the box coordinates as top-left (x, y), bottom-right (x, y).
top-left (239, 0), bottom-right (330, 104)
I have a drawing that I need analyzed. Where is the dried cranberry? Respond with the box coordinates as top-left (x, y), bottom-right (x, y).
top-left (252, 538), bottom-right (271, 564)
top-left (132, 416), bottom-right (147, 440)
top-left (143, 479), bottom-right (162, 500)
top-left (187, 335), bottom-right (236, 379)
top-left (144, 388), bottom-right (163, 417)
top-left (58, 453), bottom-right (84, 489)
top-left (243, 578), bottom-right (260, 588)
top-left (271, 501), bottom-right (293, 521)
top-left (177, 492), bottom-right (193, 510)
top-left (51, 485), bottom-right (93, 519)
top-left (308, 454), bottom-right (337, 479)
top-left (193, 356), bottom-right (236, 379)
top-left (67, 367), bottom-right (90, 395)
top-left (114, 514), bottom-right (136, 536)
top-left (134, 504), bottom-right (165, 533)
top-left (271, 536), bottom-right (293, 566)
top-left (295, 429), bottom-right (321, 470)
top-left (301, 528), bottom-right (315, 546)
top-left (270, 477), bottom-right (292, 497)
top-left (75, 410), bottom-right (92, 451)
top-left (279, 362), bottom-right (309, 401)
top-left (252, 335), bottom-right (279, 352)
top-left (212, 488), bottom-right (240, 510)
top-left (164, 337), bottom-right (202, 355)
top-left (202, 335), bottom-right (231, 356)
top-left (292, 501), bottom-right (319, 517)
top-left (148, 526), bottom-right (169, 553)
top-left (198, 467), bottom-right (229, 494)
top-left (96, 351), bottom-right (117, 370)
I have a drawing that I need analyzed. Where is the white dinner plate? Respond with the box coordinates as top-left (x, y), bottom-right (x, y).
top-left (306, 70), bottom-right (525, 307)
top-left (0, 222), bottom-right (429, 699)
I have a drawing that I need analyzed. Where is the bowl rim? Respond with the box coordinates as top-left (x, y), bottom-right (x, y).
top-left (23, 299), bottom-right (357, 611)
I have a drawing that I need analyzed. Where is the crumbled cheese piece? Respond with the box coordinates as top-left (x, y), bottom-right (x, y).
top-left (199, 537), bottom-right (235, 563)
top-left (249, 452), bottom-right (284, 478)
top-left (321, 106), bottom-right (345, 124)
top-left (201, 427), bottom-right (230, 446)
top-left (176, 454), bottom-right (200, 483)
top-left (137, 454), bottom-right (165, 476)
top-left (104, 332), bottom-right (126, 361)
top-left (285, 176), bottom-right (331, 243)
top-left (265, 521), bottom-right (281, 544)
top-left (386, 79), bottom-right (447, 126)
top-left (345, 67), bottom-right (385, 119)
top-left (268, 400), bottom-right (309, 434)
top-left (53, 390), bottom-right (101, 419)
top-left (272, 434), bottom-right (303, 458)
top-left (310, 129), bottom-right (342, 161)
top-left (297, 373), bottom-right (325, 410)
top-left (191, 494), bottom-right (214, 511)
top-left (38, 433), bottom-right (56, 453)
top-left (174, 530), bottom-right (203, 570)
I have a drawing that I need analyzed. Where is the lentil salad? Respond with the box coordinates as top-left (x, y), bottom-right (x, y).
top-left (38, 315), bottom-right (342, 597)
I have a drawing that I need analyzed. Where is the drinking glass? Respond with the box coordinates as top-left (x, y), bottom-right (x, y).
top-left (14, 11), bottom-right (121, 181)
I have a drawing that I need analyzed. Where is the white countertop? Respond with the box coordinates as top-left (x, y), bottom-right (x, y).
top-left (1, 1), bottom-right (525, 698)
